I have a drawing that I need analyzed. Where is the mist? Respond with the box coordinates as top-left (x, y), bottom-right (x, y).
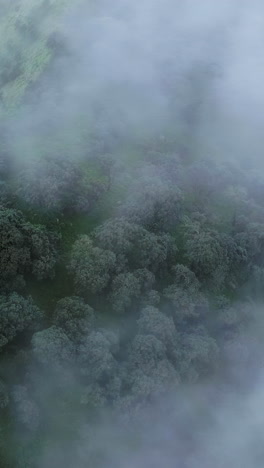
top-left (1, 0), bottom-right (264, 467)
top-left (7, 0), bottom-right (264, 165)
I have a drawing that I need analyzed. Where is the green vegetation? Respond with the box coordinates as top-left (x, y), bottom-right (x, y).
top-left (0, 0), bottom-right (82, 114)
top-left (0, 1), bottom-right (263, 467)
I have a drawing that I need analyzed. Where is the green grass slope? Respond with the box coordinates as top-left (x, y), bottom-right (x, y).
top-left (0, 0), bottom-right (83, 115)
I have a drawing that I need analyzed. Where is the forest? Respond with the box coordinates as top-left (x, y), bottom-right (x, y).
top-left (1, 1), bottom-right (264, 467)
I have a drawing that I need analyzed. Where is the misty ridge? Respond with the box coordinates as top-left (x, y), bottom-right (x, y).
top-left (1, 0), bottom-right (264, 467)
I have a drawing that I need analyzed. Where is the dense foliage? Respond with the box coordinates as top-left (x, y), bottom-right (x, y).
top-left (0, 1), bottom-right (264, 467)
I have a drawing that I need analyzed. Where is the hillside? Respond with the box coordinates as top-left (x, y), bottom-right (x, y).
top-left (1, 2), bottom-right (264, 467)
top-left (0, 0), bottom-right (83, 114)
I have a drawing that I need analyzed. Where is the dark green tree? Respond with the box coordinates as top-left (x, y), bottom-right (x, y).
top-left (0, 293), bottom-right (42, 350)
top-left (53, 296), bottom-right (95, 343)
top-left (69, 235), bottom-right (116, 295)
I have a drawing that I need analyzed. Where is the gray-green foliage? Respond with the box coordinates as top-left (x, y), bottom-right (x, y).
top-left (120, 175), bottom-right (183, 231)
top-left (77, 330), bottom-right (119, 383)
top-left (137, 306), bottom-right (181, 369)
top-left (0, 207), bottom-right (58, 289)
top-left (182, 217), bottom-right (248, 291)
top-left (234, 221), bottom-right (264, 268)
top-left (163, 264), bottom-right (207, 320)
top-left (109, 269), bottom-right (155, 314)
top-left (16, 156), bottom-right (80, 212)
top-left (31, 326), bottom-right (74, 367)
top-left (183, 219), bottom-right (225, 278)
top-left (94, 218), bottom-right (176, 273)
top-left (28, 223), bottom-right (58, 280)
top-left (0, 293), bottom-right (42, 349)
top-left (123, 334), bottom-right (180, 406)
top-left (171, 264), bottom-right (200, 290)
top-left (69, 235), bottom-right (116, 295)
top-left (137, 306), bottom-right (177, 347)
top-left (53, 296), bottom-right (95, 342)
top-left (16, 156), bottom-right (108, 214)
top-left (3, 6), bottom-right (264, 462)
top-left (127, 334), bottom-right (168, 375)
top-left (142, 289), bottom-right (161, 307)
top-left (109, 272), bottom-right (141, 314)
top-left (178, 328), bottom-right (219, 382)
top-left (0, 209), bottom-right (30, 288)
top-left (164, 284), bottom-right (207, 320)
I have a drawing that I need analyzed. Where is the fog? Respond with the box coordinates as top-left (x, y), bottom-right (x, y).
top-left (35, 328), bottom-right (264, 468)
top-left (2, 1), bottom-right (264, 467)
top-left (8, 0), bottom-right (264, 165)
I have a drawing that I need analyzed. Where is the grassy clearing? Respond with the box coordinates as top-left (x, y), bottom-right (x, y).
top-left (0, 0), bottom-right (84, 115)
